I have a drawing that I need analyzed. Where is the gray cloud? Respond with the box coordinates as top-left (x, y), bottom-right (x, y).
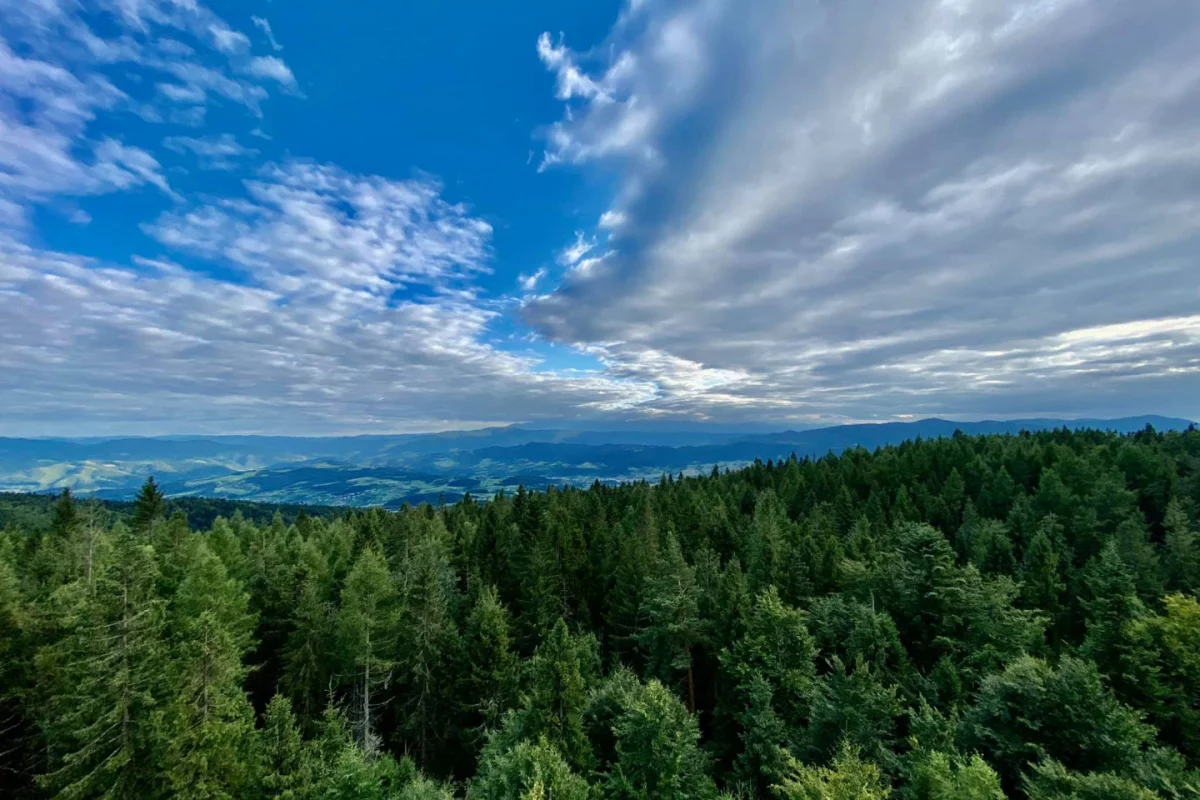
top-left (0, 161), bottom-right (652, 435)
top-left (525, 0), bottom-right (1200, 422)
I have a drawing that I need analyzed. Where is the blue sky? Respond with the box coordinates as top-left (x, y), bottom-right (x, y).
top-left (1, 0), bottom-right (1199, 435)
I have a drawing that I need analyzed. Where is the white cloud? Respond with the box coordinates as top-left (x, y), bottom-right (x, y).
top-left (0, 160), bottom-right (652, 435)
top-left (251, 16), bottom-right (283, 51)
top-left (244, 55), bottom-right (298, 90)
top-left (163, 133), bottom-right (258, 170)
top-left (598, 209), bottom-right (626, 229)
top-left (519, 267), bottom-right (547, 292)
top-left (208, 22), bottom-right (249, 55)
top-left (524, 0), bottom-right (1200, 421)
top-left (557, 231), bottom-right (596, 266)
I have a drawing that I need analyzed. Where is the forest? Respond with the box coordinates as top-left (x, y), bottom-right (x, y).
top-left (1, 425), bottom-right (1199, 800)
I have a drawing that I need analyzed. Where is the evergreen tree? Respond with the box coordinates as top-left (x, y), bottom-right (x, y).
top-left (396, 516), bottom-right (459, 766)
top-left (161, 610), bottom-right (260, 800)
top-left (1162, 500), bottom-right (1199, 595)
top-left (638, 533), bottom-right (703, 711)
top-left (773, 742), bottom-right (891, 800)
top-left (261, 695), bottom-right (314, 800)
top-left (462, 585), bottom-right (520, 747)
top-left (336, 547), bottom-right (399, 754)
top-left (522, 618), bottom-right (596, 772)
top-left (131, 476), bottom-right (166, 533)
top-left (35, 530), bottom-right (168, 799)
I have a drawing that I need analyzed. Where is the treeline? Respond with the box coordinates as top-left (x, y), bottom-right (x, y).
top-left (1, 426), bottom-right (1199, 799)
top-left (0, 491), bottom-right (342, 533)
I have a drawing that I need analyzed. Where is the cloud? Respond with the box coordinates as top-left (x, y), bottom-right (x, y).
top-left (519, 267), bottom-right (547, 292)
top-left (557, 231), bottom-right (596, 266)
top-left (251, 16), bottom-right (283, 51)
top-left (208, 22), bottom-right (249, 55)
top-left (523, 0), bottom-right (1200, 422)
top-left (244, 56), bottom-right (298, 91)
top-left (163, 133), bottom-right (258, 170)
top-left (0, 160), bottom-right (652, 435)
top-left (0, 0), bottom-right (299, 223)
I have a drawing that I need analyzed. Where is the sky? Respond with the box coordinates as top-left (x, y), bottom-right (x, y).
top-left (1, 0), bottom-right (1198, 436)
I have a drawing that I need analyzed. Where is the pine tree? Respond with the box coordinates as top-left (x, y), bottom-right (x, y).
top-left (638, 533), bottom-right (703, 712)
top-left (161, 610), bottom-right (260, 800)
top-left (131, 476), bottom-right (166, 533)
top-left (1081, 539), bottom-right (1147, 691)
top-left (522, 618), bottom-right (595, 772)
top-left (396, 516), bottom-right (460, 766)
top-left (35, 529), bottom-right (168, 799)
top-left (592, 676), bottom-right (716, 800)
top-left (462, 585), bottom-right (520, 748)
top-left (282, 573), bottom-right (334, 726)
top-left (472, 734), bottom-right (592, 800)
top-left (774, 742), bottom-right (892, 800)
top-left (261, 695), bottom-right (314, 800)
top-left (1163, 499), bottom-right (1199, 595)
top-left (336, 547), bottom-right (399, 754)
top-left (50, 488), bottom-right (79, 541)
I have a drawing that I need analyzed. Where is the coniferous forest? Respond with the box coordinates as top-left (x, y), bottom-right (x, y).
top-left (2, 426), bottom-right (1200, 800)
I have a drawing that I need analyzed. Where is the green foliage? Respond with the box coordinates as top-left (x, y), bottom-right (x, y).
top-left (473, 735), bottom-right (593, 800)
top-left (962, 656), bottom-right (1154, 787)
top-left (904, 751), bottom-right (1005, 800)
top-left (1023, 760), bottom-right (1159, 800)
top-left (4, 426), bottom-right (1200, 799)
top-left (773, 743), bottom-right (892, 800)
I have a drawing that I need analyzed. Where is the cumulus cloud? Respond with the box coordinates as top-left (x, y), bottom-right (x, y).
top-left (525, 0), bottom-right (1200, 421)
top-left (0, 160), bottom-right (652, 435)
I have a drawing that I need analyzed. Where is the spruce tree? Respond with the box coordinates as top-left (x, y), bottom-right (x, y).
top-left (336, 547), bottom-right (399, 754)
top-left (131, 476), bottom-right (166, 533)
top-left (638, 532), bottom-right (703, 711)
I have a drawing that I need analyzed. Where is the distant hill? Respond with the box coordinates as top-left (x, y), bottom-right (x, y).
top-left (1, 415), bottom-right (1192, 507)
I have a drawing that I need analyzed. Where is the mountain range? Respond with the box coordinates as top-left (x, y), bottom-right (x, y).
top-left (1, 415), bottom-right (1192, 508)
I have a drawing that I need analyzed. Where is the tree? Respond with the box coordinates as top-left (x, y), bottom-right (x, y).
top-left (336, 547), bottom-right (399, 754)
top-left (50, 488), bottom-right (79, 541)
top-left (396, 516), bottom-right (460, 766)
top-left (35, 530), bottom-right (168, 799)
top-left (805, 658), bottom-right (902, 770)
top-left (282, 573), bottom-right (335, 727)
top-left (638, 533), bottom-right (703, 712)
top-left (1081, 539), bottom-right (1147, 694)
top-left (132, 476), bottom-right (166, 533)
top-left (903, 750), bottom-right (1005, 800)
top-left (261, 695), bottom-right (314, 800)
top-left (160, 610), bottom-right (261, 800)
top-left (462, 585), bottom-right (520, 747)
top-left (472, 734), bottom-right (592, 800)
top-left (521, 619), bottom-right (596, 772)
top-left (585, 671), bottom-right (716, 800)
top-left (773, 742), bottom-right (892, 800)
top-left (1162, 500), bottom-right (1199, 595)
top-left (962, 656), bottom-right (1153, 788)
top-left (1023, 759), bottom-right (1158, 800)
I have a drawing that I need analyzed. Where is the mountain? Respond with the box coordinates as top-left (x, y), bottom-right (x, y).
top-left (2, 415), bottom-right (1192, 506)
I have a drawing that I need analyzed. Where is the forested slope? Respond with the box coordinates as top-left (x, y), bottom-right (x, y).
top-left (2, 425), bottom-right (1199, 799)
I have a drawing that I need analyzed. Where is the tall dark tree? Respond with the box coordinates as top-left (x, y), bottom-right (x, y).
top-left (131, 476), bottom-right (166, 533)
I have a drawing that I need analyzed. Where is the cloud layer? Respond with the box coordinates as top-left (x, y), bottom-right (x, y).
top-left (2, 0), bottom-right (1198, 435)
top-left (0, 162), bottom-right (649, 434)
top-left (526, 0), bottom-right (1200, 421)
